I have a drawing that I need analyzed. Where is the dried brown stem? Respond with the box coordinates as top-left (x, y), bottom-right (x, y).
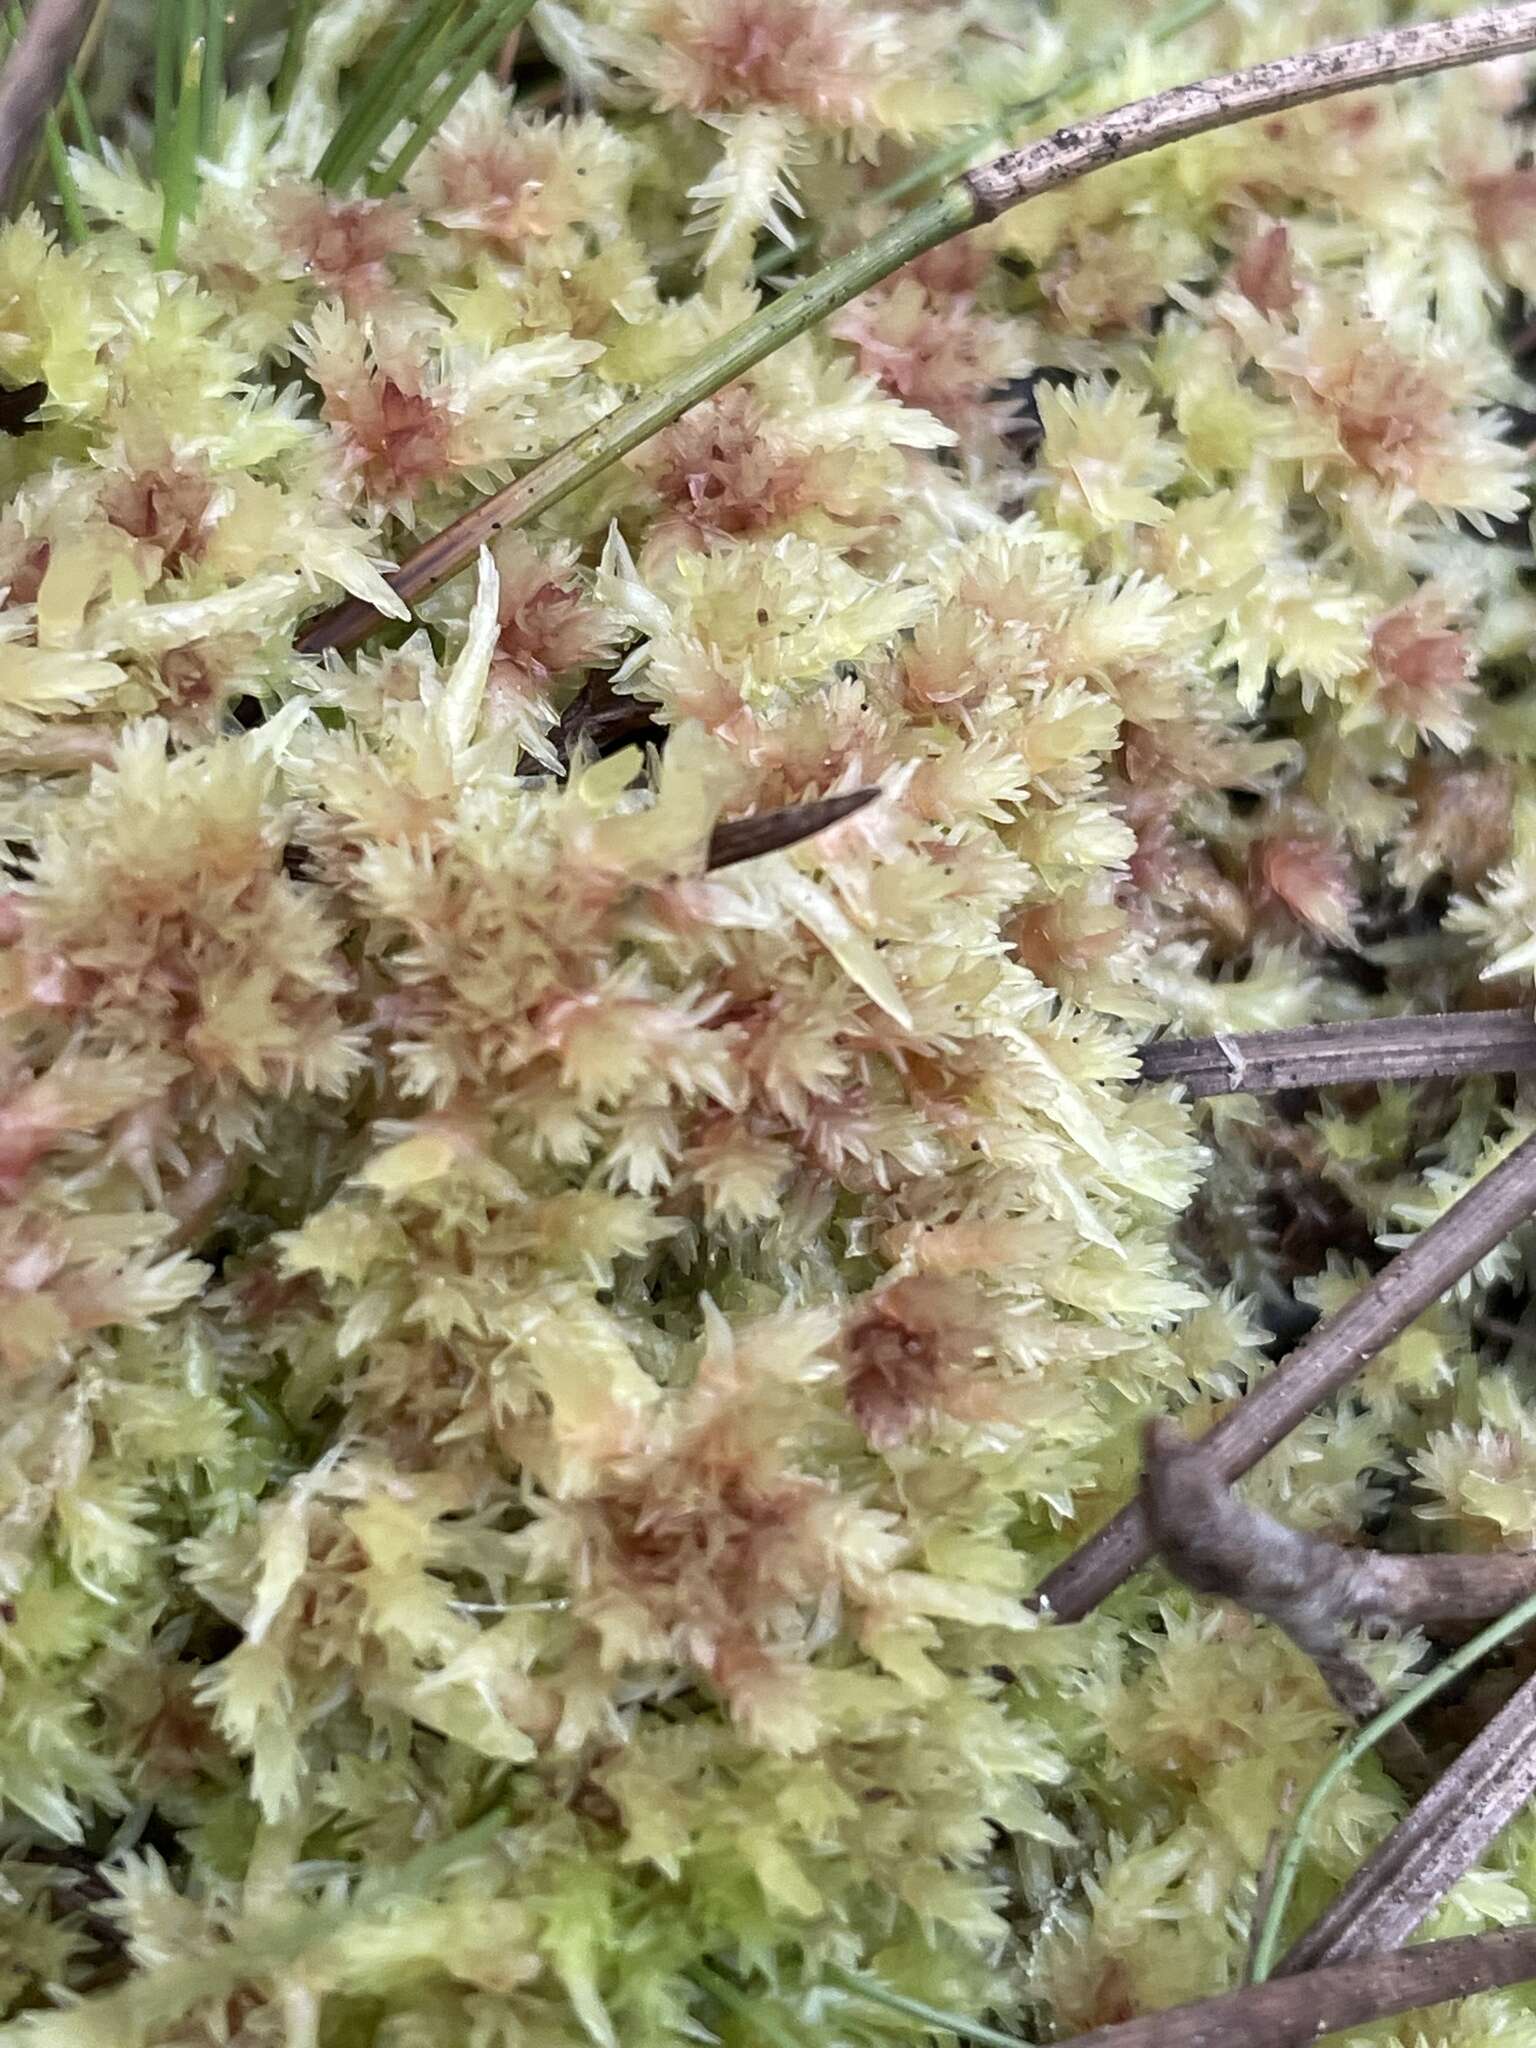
top-left (296, 3), bottom-right (1536, 653)
top-left (1034, 1132), bottom-right (1536, 1625)
top-left (1143, 1419), bottom-right (1536, 1640)
top-left (0, 0), bottom-right (94, 206)
top-left (1060, 1925), bottom-right (1536, 2048)
top-left (705, 789), bottom-right (879, 870)
top-left (1142, 1418), bottom-right (1435, 1791)
top-left (1280, 1671), bottom-right (1536, 1976)
top-left (1137, 1011), bottom-right (1536, 1099)
top-left (964, 6), bottom-right (1536, 220)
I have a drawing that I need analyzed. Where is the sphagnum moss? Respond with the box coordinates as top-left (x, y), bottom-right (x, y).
top-left (4, 3), bottom-right (1536, 2045)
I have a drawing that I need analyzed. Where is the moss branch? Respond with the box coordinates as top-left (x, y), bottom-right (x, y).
top-left (296, 0), bottom-right (1536, 655)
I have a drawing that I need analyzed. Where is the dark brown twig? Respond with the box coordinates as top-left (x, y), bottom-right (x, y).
top-left (1279, 1669), bottom-right (1536, 1976)
top-left (1137, 1011), bottom-right (1536, 1099)
top-left (1034, 1132), bottom-right (1536, 1625)
top-left (0, 0), bottom-right (94, 206)
top-left (1140, 1421), bottom-right (1536, 1794)
top-left (1142, 1418), bottom-right (1536, 1641)
top-left (705, 789), bottom-right (879, 871)
top-left (1057, 1925), bottom-right (1536, 2048)
top-left (1143, 1418), bottom-right (1432, 1790)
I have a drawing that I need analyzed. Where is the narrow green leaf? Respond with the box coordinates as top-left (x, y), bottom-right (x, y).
top-left (271, 0), bottom-right (317, 112)
top-left (200, 0), bottom-right (225, 153)
top-left (366, 0), bottom-right (536, 198)
top-left (1249, 1583), bottom-right (1536, 1983)
top-left (825, 1968), bottom-right (1024, 2048)
top-left (152, 0), bottom-right (187, 181)
top-left (156, 5), bottom-right (203, 268)
top-left (4, 2), bottom-right (86, 238)
top-left (315, 0), bottom-right (465, 189)
top-left (62, 66), bottom-right (96, 153)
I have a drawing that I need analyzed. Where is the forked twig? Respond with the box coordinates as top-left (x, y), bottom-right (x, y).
top-left (1138, 1011), bottom-right (1536, 1099)
top-left (296, 3), bottom-right (1536, 652)
top-left (0, 0), bottom-right (94, 205)
top-left (1141, 1420), bottom-right (1536, 1794)
top-left (1279, 1668), bottom-right (1536, 1976)
top-left (1142, 1418), bottom-right (1536, 1641)
top-left (1034, 1131), bottom-right (1536, 1625)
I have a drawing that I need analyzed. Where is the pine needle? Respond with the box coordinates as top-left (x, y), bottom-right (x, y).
top-left (315, 0), bottom-right (466, 190)
top-left (365, 0), bottom-right (537, 197)
top-left (271, 0), bottom-right (316, 112)
top-left (1249, 1585), bottom-right (1536, 1982)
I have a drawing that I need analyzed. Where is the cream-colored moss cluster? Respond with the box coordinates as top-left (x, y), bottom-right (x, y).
top-left (2, 1), bottom-right (1536, 2042)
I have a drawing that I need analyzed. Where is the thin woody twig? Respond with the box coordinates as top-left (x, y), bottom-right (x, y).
top-left (0, 0), bottom-right (95, 207)
top-left (1142, 1418), bottom-right (1536, 1641)
top-left (839, 1928), bottom-right (1536, 2048)
top-left (1142, 1418), bottom-right (1437, 1792)
top-left (1034, 1131), bottom-right (1536, 1625)
top-left (1053, 1925), bottom-right (1536, 2048)
top-left (1279, 1667), bottom-right (1536, 1976)
top-left (295, 3), bottom-right (1536, 653)
top-left (705, 789), bottom-right (879, 870)
top-left (1136, 1011), bottom-right (1536, 1098)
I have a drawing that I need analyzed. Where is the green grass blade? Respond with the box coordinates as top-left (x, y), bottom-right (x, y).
top-left (825, 1968), bottom-right (1024, 2048)
top-left (156, 1), bottom-right (203, 268)
top-left (200, 0), bottom-right (224, 151)
top-left (271, 0), bottom-right (316, 112)
top-left (365, 0), bottom-right (534, 197)
top-left (692, 1968), bottom-right (807, 2048)
top-left (1248, 1583), bottom-right (1536, 1983)
top-left (40, 102), bottom-right (84, 238)
top-left (152, 0), bottom-right (187, 181)
top-left (315, 0), bottom-right (464, 189)
top-left (62, 67), bottom-right (96, 153)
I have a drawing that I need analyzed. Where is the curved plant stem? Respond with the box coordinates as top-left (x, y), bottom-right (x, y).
top-left (1278, 1667), bottom-right (1536, 1976)
top-left (1249, 1586), bottom-right (1536, 1983)
top-left (296, 0), bottom-right (1536, 655)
